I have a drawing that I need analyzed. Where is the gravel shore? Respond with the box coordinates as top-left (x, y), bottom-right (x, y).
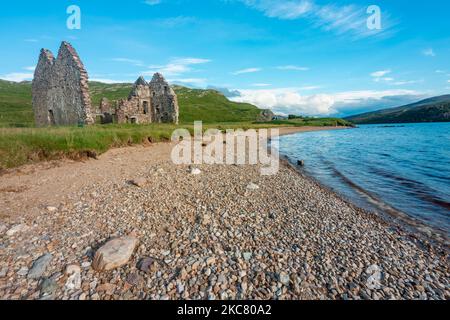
top-left (0, 127), bottom-right (448, 300)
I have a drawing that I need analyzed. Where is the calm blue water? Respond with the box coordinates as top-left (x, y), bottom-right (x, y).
top-left (278, 123), bottom-right (450, 235)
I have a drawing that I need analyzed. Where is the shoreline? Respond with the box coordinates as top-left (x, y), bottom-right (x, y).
top-left (276, 127), bottom-right (449, 248)
top-left (0, 126), bottom-right (448, 300)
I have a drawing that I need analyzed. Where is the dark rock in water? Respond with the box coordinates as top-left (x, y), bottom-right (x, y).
top-left (28, 254), bottom-right (52, 279)
top-left (297, 160), bottom-right (305, 167)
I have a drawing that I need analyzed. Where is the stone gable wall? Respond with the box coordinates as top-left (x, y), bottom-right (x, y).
top-left (32, 42), bottom-right (94, 126)
top-left (115, 74), bottom-right (179, 125)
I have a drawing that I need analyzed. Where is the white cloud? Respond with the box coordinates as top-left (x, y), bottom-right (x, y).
top-left (172, 58), bottom-right (211, 65)
top-left (0, 73), bottom-right (33, 82)
top-left (154, 16), bottom-right (197, 28)
top-left (230, 87), bottom-right (421, 116)
top-left (392, 80), bottom-right (422, 86)
top-left (144, 0), bottom-right (161, 6)
top-left (371, 70), bottom-right (396, 83)
top-left (23, 66), bottom-right (36, 71)
top-left (422, 48), bottom-right (436, 57)
top-left (111, 58), bottom-right (145, 67)
top-left (371, 70), bottom-right (391, 78)
top-left (240, 0), bottom-right (393, 38)
top-left (242, 0), bottom-right (313, 20)
top-left (144, 57), bottom-right (211, 77)
top-left (252, 83), bottom-right (271, 87)
top-left (232, 68), bottom-right (262, 75)
top-left (276, 65), bottom-right (309, 71)
top-left (168, 78), bottom-right (208, 86)
top-left (299, 85), bottom-right (321, 90)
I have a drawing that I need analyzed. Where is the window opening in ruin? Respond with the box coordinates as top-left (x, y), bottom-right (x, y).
top-left (48, 110), bottom-right (56, 125)
top-left (143, 101), bottom-right (149, 115)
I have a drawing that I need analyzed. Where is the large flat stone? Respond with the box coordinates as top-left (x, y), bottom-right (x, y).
top-left (92, 236), bottom-right (139, 271)
top-left (28, 253), bottom-right (53, 279)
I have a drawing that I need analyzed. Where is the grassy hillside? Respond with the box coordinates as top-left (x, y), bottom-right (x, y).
top-left (0, 79), bottom-right (353, 169)
top-left (0, 80), bottom-right (34, 127)
top-left (0, 80), bottom-right (261, 127)
top-left (345, 95), bottom-right (450, 124)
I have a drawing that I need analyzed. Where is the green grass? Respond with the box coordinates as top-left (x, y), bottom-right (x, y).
top-left (0, 124), bottom-right (178, 169)
top-left (86, 82), bottom-right (261, 124)
top-left (0, 119), bottom-right (352, 170)
top-left (0, 79), bottom-right (352, 169)
top-left (0, 80), bottom-right (34, 127)
top-left (175, 86), bottom-right (261, 123)
top-left (0, 80), bottom-right (261, 127)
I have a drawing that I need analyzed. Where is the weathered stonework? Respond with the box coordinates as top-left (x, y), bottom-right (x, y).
top-left (257, 109), bottom-right (275, 122)
top-left (100, 97), bottom-right (111, 114)
top-left (32, 41), bottom-right (94, 126)
top-left (116, 77), bottom-right (153, 124)
top-left (149, 73), bottom-right (179, 124)
top-left (115, 74), bottom-right (179, 124)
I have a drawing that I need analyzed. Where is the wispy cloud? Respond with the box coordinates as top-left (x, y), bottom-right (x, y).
top-left (371, 69), bottom-right (394, 83)
top-left (276, 65), bottom-right (309, 71)
top-left (0, 72), bottom-right (33, 82)
top-left (252, 83), bottom-right (271, 87)
top-left (232, 67), bottom-right (262, 75)
top-left (242, 0), bottom-right (312, 20)
top-left (422, 48), bottom-right (436, 57)
top-left (371, 70), bottom-right (391, 78)
top-left (143, 57), bottom-right (211, 77)
top-left (111, 58), bottom-right (145, 67)
top-left (239, 0), bottom-right (394, 38)
top-left (24, 38), bottom-right (38, 43)
top-left (299, 85), bottom-right (321, 90)
top-left (392, 80), bottom-right (423, 86)
top-left (23, 66), bottom-right (36, 71)
top-left (370, 70), bottom-right (422, 87)
top-left (168, 78), bottom-right (208, 86)
top-left (90, 78), bottom-right (127, 84)
top-left (154, 16), bottom-right (197, 28)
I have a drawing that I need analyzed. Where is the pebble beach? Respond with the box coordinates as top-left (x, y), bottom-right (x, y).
top-left (0, 127), bottom-right (448, 300)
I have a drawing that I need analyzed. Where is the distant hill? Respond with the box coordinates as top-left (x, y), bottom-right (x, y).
top-left (345, 95), bottom-right (450, 124)
top-left (0, 79), bottom-right (262, 127)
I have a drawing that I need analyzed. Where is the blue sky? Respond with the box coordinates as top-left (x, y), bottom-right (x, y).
top-left (0, 0), bottom-right (449, 116)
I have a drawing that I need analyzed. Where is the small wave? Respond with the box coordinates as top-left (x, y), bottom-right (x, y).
top-left (369, 167), bottom-right (450, 211)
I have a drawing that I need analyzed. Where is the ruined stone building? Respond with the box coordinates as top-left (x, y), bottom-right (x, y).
top-left (32, 41), bottom-right (179, 127)
top-left (32, 42), bottom-right (94, 126)
top-left (115, 73), bottom-right (179, 125)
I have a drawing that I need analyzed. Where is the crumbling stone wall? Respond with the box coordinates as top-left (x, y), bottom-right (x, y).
top-left (257, 109), bottom-right (275, 122)
top-left (115, 74), bottom-right (179, 124)
top-left (149, 73), bottom-right (179, 124)
top-left (100, 97), bottom-right (111, 114)
top-left (32, 41), bottom-right (94, 126)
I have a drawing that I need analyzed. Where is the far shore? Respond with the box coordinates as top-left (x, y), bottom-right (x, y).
top-left (0, 125), bottom-right (448, 300)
